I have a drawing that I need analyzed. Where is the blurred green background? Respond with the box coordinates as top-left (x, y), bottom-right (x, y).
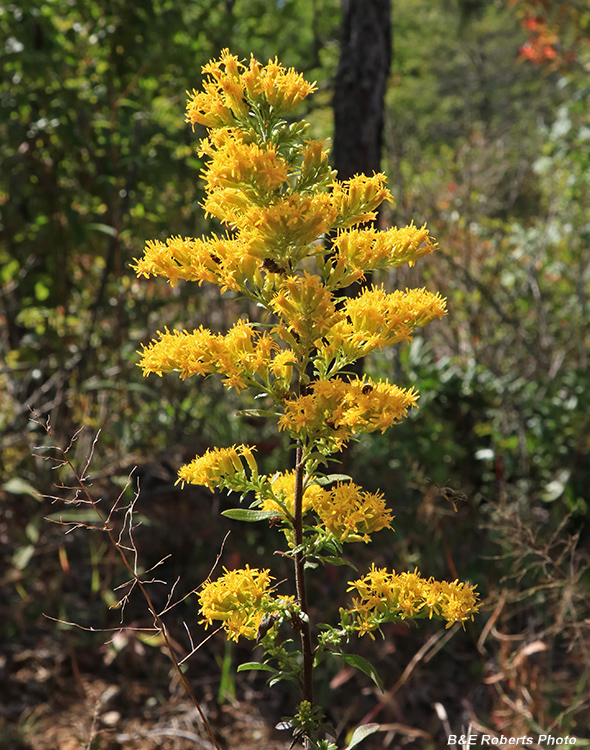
top-left (1, 1), bottom-right (589, 747)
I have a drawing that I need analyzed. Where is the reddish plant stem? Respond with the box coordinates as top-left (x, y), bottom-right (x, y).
top-left (293, 443), bottom-right (314, 708)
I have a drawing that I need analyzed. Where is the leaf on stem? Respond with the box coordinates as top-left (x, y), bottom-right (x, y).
top-left (221, 509), bottom-right (280, 522)
top-left (237, 662), bottom-right (275, 673)
top-left (341, 654), bottom-right (384, 692)
top-left (313, 474), bottom-right (352, 486)
top-left (344, 723), bottom-right (380, 749)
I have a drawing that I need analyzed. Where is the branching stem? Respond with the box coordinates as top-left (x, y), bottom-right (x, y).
top-left (40, 422), bottom-right (222, 750)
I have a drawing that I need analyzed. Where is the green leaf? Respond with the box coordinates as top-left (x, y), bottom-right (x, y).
top-left (314, 474), bottom-right (352, 486)
top-left (221, 509), bottom-right (280, 522)
top-left (1, 259), bottom-right (19, 283)
top-left (88, 222), bottom-right (118, 237)
top-left (342, 654), bottom-right (384, 692)
top-left (34, 280), bottom-right (50, 301)
top-left (46, 510), bottom-right (105, 523)
top-left (2, 478), bottom-right (42, 500)
top-left (323, 556), bottom-right (357, 570)
top-left (237, 662), bottom-right (275, 673)
top-left (344, 723), bottom-right (380, 750)
top-left (13, 544), bottom-right (35, 571)
top-left (235, 409), bottom-right (278, 419)
top-left (269, 673), bottom-right (299, 687)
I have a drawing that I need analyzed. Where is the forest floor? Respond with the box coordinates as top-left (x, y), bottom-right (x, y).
top-left (2, 625), bottom-right (292, 750)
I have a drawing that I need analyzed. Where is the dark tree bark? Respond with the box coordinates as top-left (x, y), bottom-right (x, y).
top-left (332, 0), bottom-right (392, 181)
top-left (331, 0), bottom-right (392, 384)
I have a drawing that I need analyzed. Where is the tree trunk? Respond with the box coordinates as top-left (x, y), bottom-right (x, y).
top-left (332, 0), bottom-right (392, 181)
top-left (332, 0), bottom-right (392, 382)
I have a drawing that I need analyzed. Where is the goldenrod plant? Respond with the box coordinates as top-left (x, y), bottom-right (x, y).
top-left (133, 50), bottom-right (480, 750)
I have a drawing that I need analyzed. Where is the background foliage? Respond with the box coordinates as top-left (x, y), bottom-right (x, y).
top-left (1, 0), bottom-right (589, 747)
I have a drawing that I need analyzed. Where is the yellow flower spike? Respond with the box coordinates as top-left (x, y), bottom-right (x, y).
top-left (243, 193), bottom-right (338, 251)
top-left (278, 377), bottom-right (418, 442)
top-left (277, 393), bottom-right (319, 435)
top-left (138, 321), bottom-right (279, 392)
top-left (138, 327), bottom-right (219, 379)
top-left (345, 565), bottom-right (480, 635)
top-left (132, 234), bottom-right (258, 291)
top-left (185, 86), bottom-right (235, 129)
top-left (318, 286), bottom-right (447, 362)
top-left (257, 58), bottom-right (317, 111)
top-left (271, 273), bottom-right (341, 342)
top-left (188, 50), bottom-right (316, 130)
top-left (332, 223), bottom-right (438, 279)
top-left (177, 443), bottom-right (258, 491)
top-left (178, 444), bottom-right (255, 490)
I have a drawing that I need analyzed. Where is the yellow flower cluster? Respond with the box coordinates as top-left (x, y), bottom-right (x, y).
top-left (135, 51), bottom-right (436, 303)
top-left (278, 377), bottom-right (418, 444)
top-left (313, 482), bottom-right (393, 543)
top-left (331, 173), bottom-right (393, 229)
top-left (200, 132), bottom-right (289, 196)
top-left (198, 565), bottom-right (289, 641)
top-left (178, 444), bottom-right (258, 491)
top-left (138, 320), bottom-right (283, 392)
top-left (132, 234), bottom-right (258, 293)
top-left (317, 287), bottom-right (447, 366)
top-left (346, 564), bottom-right (480, 637)
top-left (256, 475), bottom-right (392, 543)
top-left (132, 49), bottom-right (480, 663)
top-left (271, 272), bottom-right (341, 345)
top-left (186, 50), bottom-right (317, 129)
top-left (327, 223), bottom-right (437, 287)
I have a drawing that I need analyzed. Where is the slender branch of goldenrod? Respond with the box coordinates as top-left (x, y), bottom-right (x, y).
top-left (294, 442), bottom-right (314, 708)
top-left (132, 50), bottom-right (481, 749)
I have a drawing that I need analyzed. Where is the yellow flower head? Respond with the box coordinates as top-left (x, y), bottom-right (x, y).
top-left (270, 348), bottom-right (298, 386)
top-left (198, 565), bottom-right (274, 641)
top-left (313, 482), bottom-right (393, 543)
top-left (132, 233), bottom-right (257, 292)
top-left (317, 286), bottom-right (447, 364)
top-left (330, 223), bottom-right (438, 287)
top-left (241, 55), bottom-right (317, 111)
top-left (271, 272), bottom-right (341, 342)
top-left (243, 193), bottom-right (338, 254)
top-left (202, 137), bottom-right (289, 196)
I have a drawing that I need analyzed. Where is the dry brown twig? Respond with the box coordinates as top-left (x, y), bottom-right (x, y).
top-left (34, 418), bottom-right (223, 750)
